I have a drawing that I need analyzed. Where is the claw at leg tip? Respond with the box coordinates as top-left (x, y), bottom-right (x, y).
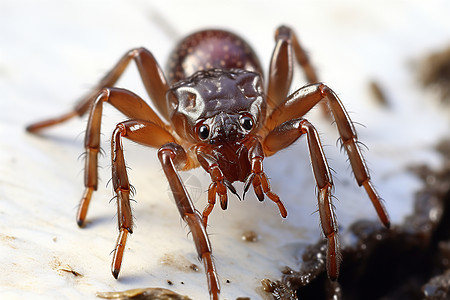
top-left (112, 268), bottom-right (120, 279)
top-left (76, 218), bottom-right (85, 228)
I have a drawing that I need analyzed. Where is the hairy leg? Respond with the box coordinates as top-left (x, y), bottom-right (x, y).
top-left (76, 87), bottom-right (168, 226)
top-left (108, 120), bottom-right (176, 278)
top-left (262, 83), bottom-right (390, 227)
top-left (264, 118), bottom-right (340, 278)
top-left (159, 143), bottom-right (220, 300)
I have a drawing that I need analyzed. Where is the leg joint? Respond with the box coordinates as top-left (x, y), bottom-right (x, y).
top-left (275, 25), bottom-right (292, 41)
top-left (114, 123), bottom-right (127, 137)
top-left (318, 83), bottom-right (332, 98)
top-left (128, 47), bottom-right (145, 58)
top-left (158, 142), bottom-right (187, 170)
top-left (94, 88), bottom-right (110, 103)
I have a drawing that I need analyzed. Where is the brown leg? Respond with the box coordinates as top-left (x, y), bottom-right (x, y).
top-left (109, 123), bottom-right (218, 298)
top-left (159, 143), bottom-right (220, 300)
top-left (110, 125), bottom-right (133, 278)
top-left (262, 83), bottom-right (390, 228)
top-left (26, 47), bottom-right (170, 132)
top-left (77, 87), bottom-right (169, 226)
top-left (287, 26), bottom-right (319, 84)
top-left (108, 120), bottom-right (177, 279)
top-left (266, 25), bottom-right (319, 114)
top-left (263, 118), bottom-right (340, 278)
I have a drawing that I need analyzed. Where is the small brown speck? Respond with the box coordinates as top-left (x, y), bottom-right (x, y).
top-left (167, 280), bottom-right (173, 285)
top-left (369, 80), bottom-right (389, 107)
top-left (189, 263), bottom-right (199, 272)
top-left (226, 279), bottom-right (231, 284)
top-left (241, 230), bottom-right (259, 242)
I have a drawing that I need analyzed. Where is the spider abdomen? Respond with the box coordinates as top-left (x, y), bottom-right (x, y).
top-left (166, 29), bottom-right (263, 84)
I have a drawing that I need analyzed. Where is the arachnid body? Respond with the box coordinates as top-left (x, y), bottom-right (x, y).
top-left (27, 26), bottom-right (390, 299)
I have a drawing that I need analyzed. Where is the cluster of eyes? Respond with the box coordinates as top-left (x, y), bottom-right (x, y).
top-left (197, 115), bottom-right (254, 141)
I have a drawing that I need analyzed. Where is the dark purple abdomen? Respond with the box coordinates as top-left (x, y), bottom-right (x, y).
top-left (166, 30), bottom-right (263, 84)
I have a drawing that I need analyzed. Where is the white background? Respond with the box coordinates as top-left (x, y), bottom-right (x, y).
top-left (1, 1), bottom-right (450, 299)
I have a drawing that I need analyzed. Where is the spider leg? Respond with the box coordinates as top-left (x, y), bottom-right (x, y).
top-left (109, 120), bottom-right (177, 279)
top-left (266, 25), bottom-right (319, 115)
top-left (263, 83), bottom-right (390, 227)
top-left (264, 118), bottom-right (340, 278)
top-left (76, 87), bottom-right (168, 226)
top-left (26, 47), bottom-right (169, 132)
top-left (110, 125), bottom-right (133, 278)
top-left (264, 24), bottom-right (389, 234)
top-left (159, 143), bottom-right (220, 300)
top-left (110, 128), bottom-right (220, 298)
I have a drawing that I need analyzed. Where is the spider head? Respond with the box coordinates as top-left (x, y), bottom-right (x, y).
top-left (167, 69), bottom-right (266, 144)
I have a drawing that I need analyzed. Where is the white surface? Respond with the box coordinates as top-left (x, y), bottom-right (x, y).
top-left (1, 1), bottom-right (450, 299)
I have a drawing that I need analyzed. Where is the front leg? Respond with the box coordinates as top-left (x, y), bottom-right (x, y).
top-left (110, 125), bottom-right (133, 278)
top-left (264, 118), bottom-right (340, 279)
top-left (108, 119), bottom-right (177, 279)
top-left (159, 143), bottom-right (220, 300)
top-left (245, 139), bottom-right (287, 218)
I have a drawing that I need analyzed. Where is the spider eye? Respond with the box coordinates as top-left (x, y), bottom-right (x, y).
top-left (197, 124), bottom-right (210, 140)
top-left (240, 116), bottom-right (253, 131)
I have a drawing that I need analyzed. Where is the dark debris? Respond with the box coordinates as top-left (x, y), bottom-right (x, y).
top-left (96, 287), bottom-right (191, 300)
top-left (264, 139), bottom-right (450, 300)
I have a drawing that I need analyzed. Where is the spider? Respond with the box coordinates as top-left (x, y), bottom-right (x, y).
top-left (27, 25), bottom-right (390, 299)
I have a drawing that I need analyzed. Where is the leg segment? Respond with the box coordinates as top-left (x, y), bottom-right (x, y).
top-left (159, 143), bottom-right (220, 300)
top-left (108, 120), bottom-right (177, 279)
top-left (264, 118), bottom-right (340, 278)
top-left (266, 25), bottom-right (319, 114)
top-left (26, 47), bottom-right (170, 132)
top-left (77, 87), bottom-right (169, 226)
top-left (263, 83), bottom-right (390, 228)
top-left (110, 125), bottom-right (133, 278)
